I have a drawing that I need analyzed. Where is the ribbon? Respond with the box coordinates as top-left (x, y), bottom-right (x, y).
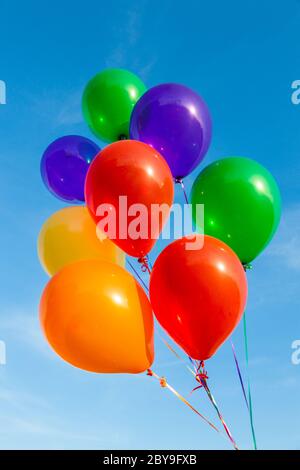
top-left (189, 358), bottom-right (239, 451)
top-left (243, 312), bottom-right (258, 450)
top-left (175, 178), bottom-right (189, 205)
top-left (126, 259), bottom-right (149, 292)
top-left (191, 360), bottom-right (209, 392)
top-left (241, 263), bottom-right (258, 450)
top-left (129, 258), bottom-right (240, 449)
top-left (230, 340), bottom-right (249, 410)
top-left (146, 255), bottom-right (153, 270)
top-left (147, 369), bottom-right (221, 434)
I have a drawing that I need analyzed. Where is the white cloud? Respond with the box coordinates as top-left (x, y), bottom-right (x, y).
top-left (139, 57), bottom-right (157, 81)
top-left (105, 5), bottom-right (144, 68)
top-left (104, 1), bottom-right (156, 78)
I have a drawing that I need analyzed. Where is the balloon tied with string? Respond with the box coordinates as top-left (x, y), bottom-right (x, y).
top-left (37, 67), bottom-right (281, 450)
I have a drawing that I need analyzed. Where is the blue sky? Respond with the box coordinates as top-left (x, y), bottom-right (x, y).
top-left (0, 0), bottom-right (300, 450)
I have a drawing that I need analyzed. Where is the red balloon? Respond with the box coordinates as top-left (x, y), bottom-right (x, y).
top-left (85, 140), bottom-right (174, 258)
top-left (149, 235), bottom-right (248, 360)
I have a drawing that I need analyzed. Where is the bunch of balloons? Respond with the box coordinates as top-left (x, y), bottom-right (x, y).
top-left (38, 68), bottom-right (281, 440)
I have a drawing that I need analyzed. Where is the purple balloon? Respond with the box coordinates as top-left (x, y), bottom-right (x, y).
top-left (41, 135), bottom-right (100, 203)
top-left (130, 83), bottom-right (212, 179)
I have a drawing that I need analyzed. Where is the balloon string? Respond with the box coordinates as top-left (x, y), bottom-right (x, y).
top-left (174, 178), bottom-right (238, 448)
top-left (139, 269), bottom-right (223, 437)
top-left (133, 260), bottom-right (195, 373)
top-left (242, 263), bottom-right (257, 450)
top-left (191, 359), bottom-right (238, 450)
top-left (230, 340), bottom-right (249, 410)
top-left (146, 255), bottom-right (153, 270)
top-left (157, 333), bottom-right (196, 376)
top-left (130, 259), bottom-right (239, 449)
top-left (161, 331), bottom-right (246, 445)
top-left (175, 178), bottom-right (189, 205)
top-left (243, 312), bottom-right (258, 450)
top-left (146, 369), bottom-right (221, 434)
top-left (189, 358), bottom-right (239, 451)
top-left (126, 259), bottom-right (149, 292)
top-left (131, 262), bottom-right (225, 439)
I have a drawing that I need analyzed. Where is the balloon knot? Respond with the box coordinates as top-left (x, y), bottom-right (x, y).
top-left (175, 178), bottom-right (185, 191)
top-left (193, 360), bottom-right (209, 389)
top-left (195, 372), bottom-right (209, 385)
top-left (175, 178), bottom-right (183, 184)
top-left (138, 256), bottom-right (151, 274)
top-left (118, 134), bottom-right (128, 141)
top-left (147, 369), bottom-right (153, 377)
top-left (243, 263), bottom-right (253, 271)
top-left (159, 377), bottom-right (167, 388)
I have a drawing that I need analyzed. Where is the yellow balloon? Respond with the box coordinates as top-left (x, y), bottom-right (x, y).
top-left (38, 206), bottom-right (125, 276)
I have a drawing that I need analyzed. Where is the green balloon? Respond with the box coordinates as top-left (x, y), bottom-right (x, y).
top-left (190, 157), bottom-right (281, 264)
top-left (82, 68), bottom-right (146, 143)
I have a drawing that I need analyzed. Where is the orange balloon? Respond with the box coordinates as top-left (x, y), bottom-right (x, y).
top-left (85, 140), bottom-right (174, 257)
top-left (40, 259), bottom-right (154, 373)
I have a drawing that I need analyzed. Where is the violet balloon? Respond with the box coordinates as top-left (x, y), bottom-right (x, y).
top-left (130, 83), bottom-right (212, 179)
top-left (41, 135), bottom-right (100, 203)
